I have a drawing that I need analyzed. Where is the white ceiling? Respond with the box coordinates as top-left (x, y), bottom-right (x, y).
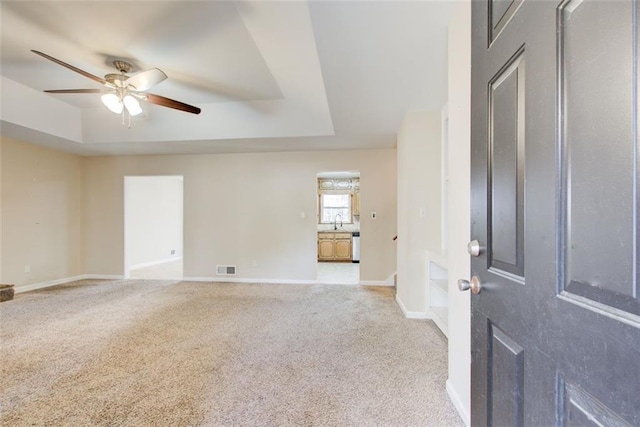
top-left (0, 1), bottom-right (454, 156)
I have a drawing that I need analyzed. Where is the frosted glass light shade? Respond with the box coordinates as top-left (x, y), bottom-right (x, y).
top-left (101, 94), bottom-right (123, 114)
top-left (123, 95), bottom-right (143, 116)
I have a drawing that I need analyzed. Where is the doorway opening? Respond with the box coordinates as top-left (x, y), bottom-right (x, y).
top-left (124, 176), bottom-right (184, 280)
top-left (316, 171), bottom-right (360, 284)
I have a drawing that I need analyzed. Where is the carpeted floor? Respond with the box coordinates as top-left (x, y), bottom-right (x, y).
top-left (0, 279), bottom-right (463, 426)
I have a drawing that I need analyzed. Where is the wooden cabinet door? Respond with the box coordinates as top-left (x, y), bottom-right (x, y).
top-left (334, 239), bottom-right (351, 260)
top-left (352, 191), bottom-right (360, 216)
top-left (318, 240), bottom-right (335, 260)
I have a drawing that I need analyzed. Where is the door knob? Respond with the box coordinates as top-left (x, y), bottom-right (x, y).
top-left (457, 276), bottom-right (482, 294)
top-left (467, 240), bottom-right (482, 257)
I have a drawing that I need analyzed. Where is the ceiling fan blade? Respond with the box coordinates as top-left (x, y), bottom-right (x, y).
top-left (125, 68), bottom-right (167, 92)
top-left (143, 93), bottom-right (201, 115)
top-left (44, 89), bottom-right (104, 94)
top-left (31, 50), bottom-right (110, 87)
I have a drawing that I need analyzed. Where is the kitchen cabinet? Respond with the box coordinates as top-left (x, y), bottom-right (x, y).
top-left (352, 190), bottom-right (360, 216)
top-left (317, 232), bottom-right (352, 261)
top-left (318, 238), bottom-right (335, 259)
top-left (335, 239), bottom-right (352, 260)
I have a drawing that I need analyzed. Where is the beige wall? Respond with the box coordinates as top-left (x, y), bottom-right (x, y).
top-left (446, 1), bottom-right (472, 424)
top-left (0, 136), bottom-right (396, 286)
top-left (396, 110), bottom-right (442, 313)
top-left (84, 149), bottom-right (396, 282)
top-left (0, 137), bottom-right (3, 282)
top-left (0, 137), bottom-right (84, 287)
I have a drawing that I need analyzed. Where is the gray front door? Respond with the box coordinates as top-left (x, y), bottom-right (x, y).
top-left (470, 1), bottom-right (640, 425)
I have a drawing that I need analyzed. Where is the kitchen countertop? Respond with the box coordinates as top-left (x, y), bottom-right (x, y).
top-left (317, 226), bottom-right (359, 234)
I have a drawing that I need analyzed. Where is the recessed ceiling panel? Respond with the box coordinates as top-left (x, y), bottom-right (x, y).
top-left (0, 1), bottom-right (283, 107)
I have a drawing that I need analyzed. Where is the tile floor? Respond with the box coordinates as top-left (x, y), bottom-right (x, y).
top-left (316, 262), bottom-right (360, 285)
top-left (129, 259), bottom-right (183, 279)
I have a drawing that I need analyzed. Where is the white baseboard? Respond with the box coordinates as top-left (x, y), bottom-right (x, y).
top-left (182, 276), bottom-right (318, 285)
top-left (395, 294), bottom-right (430, 319)
top-left (386, 272), bottom-right (397, 285)
top-left (14, 274), bottom-right (126, 294)
top-left (85, 274), bottom-right (125, 280)
top-left (359, 273), bottom-right (395, 287)
top-left (14, 275), bottom-right (87, 293)
top-left (129, 256), bottom-right (182, 271)
top-left (358, 280), bottom-right (395, 287)
top-left (13, 273), bottom-right (394, 292)
top-left (184, 276), bottom-right (396, 286)
top-left (446, 379), bottom-right (470, 427)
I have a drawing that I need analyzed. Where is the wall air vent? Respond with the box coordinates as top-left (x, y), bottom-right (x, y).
top-left (216, 265), bottom-right (237, 276)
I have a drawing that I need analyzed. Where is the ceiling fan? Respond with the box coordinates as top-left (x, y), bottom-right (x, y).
top-left (31, 50), bottom-right (201, 118)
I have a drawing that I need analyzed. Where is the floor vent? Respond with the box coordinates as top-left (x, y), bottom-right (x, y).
top-left (216, 265), bottom-right (236, 276)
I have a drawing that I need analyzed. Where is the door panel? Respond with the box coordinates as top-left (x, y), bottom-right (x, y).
top-left (471, 0), bottom-right (640, 425)
top-left (334, 239), bottom-right (351, 260)
top-left (318, 240), bottom-right (334, 260)
top-left (559, 379), bottom-right (631, 426)
top-left (489, 0), bottom-right (523, 44)
top-left (488, 322), bottom-right (524, 427)
top-left (558, 0), bottom-right (640, 318)
top-left (488, 48), bottom-right (525, 277)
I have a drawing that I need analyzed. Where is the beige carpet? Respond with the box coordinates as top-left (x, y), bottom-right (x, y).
top-left (1, 279), bottom-right (463, 426)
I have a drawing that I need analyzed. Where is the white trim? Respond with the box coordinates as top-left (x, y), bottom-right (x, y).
top-left (315, 282), bottom-right (359, 286)
top-left (386, 271), bottom-right (397, 285)
top-left (429, 307), bottom-right (449, 337)
top-left (441, 104), bottom-right (450, 256)
top-left (14, 275), bottom-right (87, 293)
top-left (356, 273), bottom-right (396, 286)
top-left (395, 294), bottom-right (430, 319)
top-left (15, 274), bottom-right (128, 293)
top-left (185, 276), bottom-right (395, 286)
top-left (85, 274), bottom-right (126, 280)
top-left (13, 274), bottom-right (397, 292)
top-left (129, 256), bottom-right (182, 271)
top-left (183, 276), bottom-right (318, 285)
top-left (446, 379), bottom-right (470, 427)
top-left (358, 280), bottom-right (394, 287)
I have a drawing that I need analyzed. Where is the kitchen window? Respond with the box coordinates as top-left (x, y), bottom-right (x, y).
top-left (319, 193), bottom-right (352, 224)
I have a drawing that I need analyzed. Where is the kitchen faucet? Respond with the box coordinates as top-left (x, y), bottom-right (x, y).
top-left (334, 213), bottom-right (343, 230)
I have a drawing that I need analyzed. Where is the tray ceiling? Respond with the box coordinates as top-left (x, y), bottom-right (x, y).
top-left (0, 1), bottom-right (454, 155)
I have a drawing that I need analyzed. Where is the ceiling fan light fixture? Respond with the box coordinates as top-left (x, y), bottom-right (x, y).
top-left (123, 95), bottom-right (143, 116)
top-left (33, 50), bottom-right (201, 116)
top-left (101, 93), bottom-right (123, 114)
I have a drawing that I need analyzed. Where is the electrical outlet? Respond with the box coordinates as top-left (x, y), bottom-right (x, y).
top-left (171, 249), bottom-right (176, 255)
top-left (24, 265), bottom-right (31, 273)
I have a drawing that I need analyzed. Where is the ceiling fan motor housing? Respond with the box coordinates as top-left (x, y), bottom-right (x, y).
top-left (105, 60), bottom-right (134, 88)
top-left (113, 60), bottom-right (133, 74)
